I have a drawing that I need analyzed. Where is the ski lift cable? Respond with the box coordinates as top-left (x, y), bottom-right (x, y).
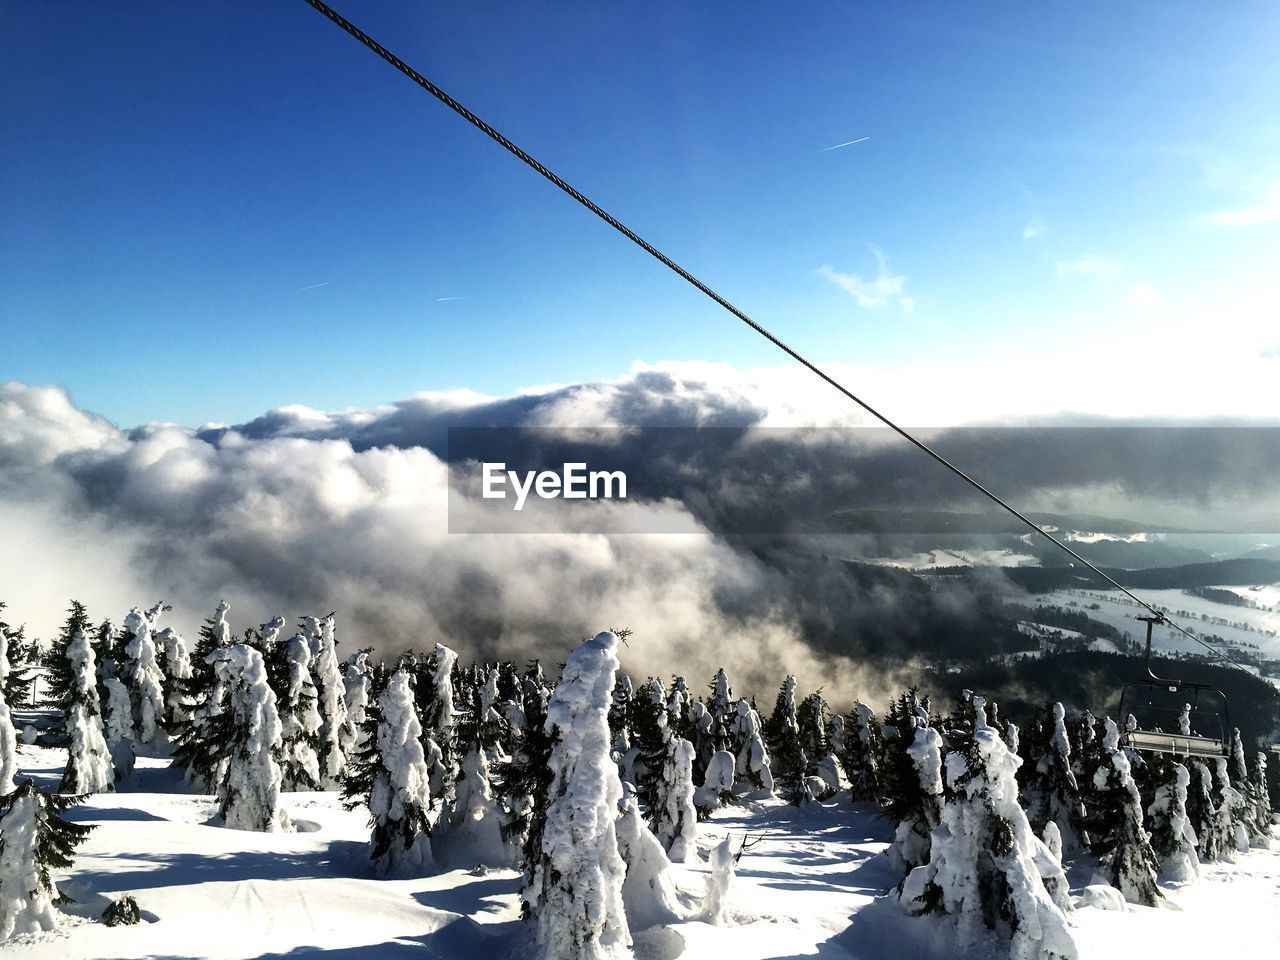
top-left (297, 0), bottom-right (1247, 672)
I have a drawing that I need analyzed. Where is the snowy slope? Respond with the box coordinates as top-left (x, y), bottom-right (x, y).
top-left (6, 743), bottom-right (1279, 960)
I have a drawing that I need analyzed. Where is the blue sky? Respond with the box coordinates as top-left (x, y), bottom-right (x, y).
top-left (3, 1), bottom-right (1278, 427)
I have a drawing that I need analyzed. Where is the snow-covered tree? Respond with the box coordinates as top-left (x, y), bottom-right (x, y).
top-left (1024, 703), bottom-right (1088, 860)
top-left (170, 601), bottom-right (235, 790)
top-left (707, 668), bottom-right (734, 751)
top-left (119, 608), bottom-right (167, 747)
top-left (0, 780), bottom-right (94, 941)
top-left (767, 676), bottom-right (813, 805)
top-left (496, 681), bottom-right (556, 912)
top-left (312, 615), bottom-right (347, 788)
top-left (275, 633), bottom-right (322, 792)
top-left (883, 691), bottom-right (943, 877)
top-left (442, 738), bottom-right (510, 867)
top-left (729, 698), bottom-right (772, 794)
top-left (153, 627), bottom-right (192, 728)
top-left (798, 690), bottom-right (837, 798)
top-left (99, 661), bottom-right (135, 784)
top-left (686, 700), bottom-right (715, 785)
top-left (212, 645), bottom-right (290, 832)
top-left (837, 702), bottom-right (879, 803)
top-left (701, 835), bottom-right (739, 927)
top-left (1248, 752), bottom-right (1274, 843)
top-left (57, 630), bottom-right (113, 795)
top-left (420, 643), bottom-right (458, 772)
top-left (1229, 729), bottom-right (1269, 847)
top-left (527, 631), bottom-right (631, 960)
top-left (1082, 717), bottom-right (1162, 905)
top-left (339, 648), bottom-right (373, 759)
top-left (0, 603), bottom-right (35, 708)
top-left (694, 750), bottom-right (735, 816)
top-left (1146, 759), bottom-right (1199, 882)
top-left (41, 601), bottom-right (91, 721)
top-left (630, 677), bottom-right (670, 812)
top-left (615, 786), bottom-right (680, 931)
top-left (658, 738), bottom-right (698, 861)
top-left (0, 682), bottom-right (16, 794)
top-left (1211, 755), bottom-right (1249, 857)
top-left (1185, 760), bottom-right (1224, 863)
top-left (901, 698), bottom-right (1076, 960)
top-left (342, 669), bottom-right (435, 876)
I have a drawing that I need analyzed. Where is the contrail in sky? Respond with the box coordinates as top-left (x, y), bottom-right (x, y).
top-left (435, 297), bottom-right (464, 302)
top-left (821, 136), bottom-right (870, 152)
top-left (295, 281), bottom-right (332, 292)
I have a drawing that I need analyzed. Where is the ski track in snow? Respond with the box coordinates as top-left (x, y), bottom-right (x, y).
top-left (6, 746), bottom-right (1279, 959)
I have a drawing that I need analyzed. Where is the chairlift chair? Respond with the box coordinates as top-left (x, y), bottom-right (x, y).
top-left (1117, 614), bottom-right (1230, 759)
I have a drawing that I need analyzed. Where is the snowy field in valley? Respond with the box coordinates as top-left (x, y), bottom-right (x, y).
top-left (1023, 588), bottom-right (1280, 661)
top-left (8, 743), bottom-right (1278, 960)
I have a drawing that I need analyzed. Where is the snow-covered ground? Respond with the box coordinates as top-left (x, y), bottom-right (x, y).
top-left (1027, 588), bottom-right (1280, 661)
top-left (8, 743), bottom-right (1279, 960)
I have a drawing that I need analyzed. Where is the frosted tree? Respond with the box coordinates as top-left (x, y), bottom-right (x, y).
top-left (276, 633), bottom-right (322, 791)
top-left (312, 615), bottom-right (347, 788)
top-left (658, 738), bottom-right (698, 861)
top-left (40, 601), bottom-right (91, 724)
top-left (630, 677), bottom-right (670, 813)
top-left (339, 649), bottom-right (372, 759)
top-left (615, 786), bottom-right (680, 930)
top-left (1248, 752), bottom-right (1274, 843)
top-left (421, 643), bottom-right (459, 773)
top-left (687, 699), bottom-right (716, 784)
top-left (798, 690), bottom-right (837, 798)
top-left (882, 691), bottom-right (943, 876)
top-left (170, 600), bottom-right (235, 790)
top-left (701, 835), bottom-right (739, 926)
top-left (837, 702), bottom-right (880, 803)
top-left (0, 685), bottom-right (16, 794)
top-left (694, 750), bottom-right (736, 816)
top-left (1211, 755), bottom-right (1248, 857)
top-left (1146, 759), bottom-right (1199, 882)
top-left (1024, 703), bottom-right (1088, 859)
top-left (1185, 760), bottom-right (1223, 862)
top-left (767, 676), bottom-right (813, 805)
top-left (154, 627), bottom-right (192, 728)
top-left (100, 661), bottom-right (136, 783)
top-left (706, 668), bottom-right (734, 754)
top-left (729, 698), bottom-right (773, 794)
top-left (496, 682), bottom-right (555, 910)
top-left (1229, 729), bottom-right (1268, 847)
top-left (527, 631), bottom-right (631, 960)
top-left (57, 629), bottom-right (114, 795)
top-left (212, 645), bottom-right (291, 832)
top-left (609, 675), bottom-right (633, 744)
top-left (666, 677), bottom-right (690, 738)
top-left (900, 698), bottom-right (1076, 960)
top-left (0, 604), bottom-right (35, 709)
top-left (342, 669), bottom-right (435, 876)
top-left (119, 608), bottom-right (167, 747)
top-left (0, 780), bottom-right (94, 941)
top-left (1082, 717), bottom-right (1162, 905)
top-left (442, 740), bottom-right (510, 867)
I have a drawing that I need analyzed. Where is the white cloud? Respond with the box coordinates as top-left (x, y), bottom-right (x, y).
top-left (818, 248), bottom-right (914, 310)
top-left (1201, 189), bottom-right (1280, 228)
top-left (1127, 283), bottom-right (1161, 312)
top-left (1054, 254), bottom-right (1124, 279)
top-left (1022, 215), bottom-right (1045, 241)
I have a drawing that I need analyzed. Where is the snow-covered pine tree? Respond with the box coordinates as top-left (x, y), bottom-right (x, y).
top-left (900, 697), bottom-right (1076, 960)
top-left (153, 626), bottom-right (192, 729)
top-left (442, 666), bottom-right (511, 867)
top-left (339, 648), bottom-right (373, 759)
top-left (882, 691), bottom-right (944, 876)
top-left (729, 698), bottom-right (773, 794)
top-left (1229, 728), bottom-right (1267, 847)
top-left (694, 750), bottom-right (735, 816)
top-left (609, 675), bottom-right (633, 745)
top-left (0, 780), bottom-right (94, 941)
top-left (837, 702), bottom-right (880, 803)
top-left (527, 631), bottom-right (630, 960)
top-left (1024, 702), bottom-right (1088, 860)
top-left (1146, 757), bottom-right (1199, 882)
top-left (798, 690), bottom-right (836, 798)
top-left (615, 785), bottom-right (681, 931)
top-left (0, 678), bottom-right (16, 793)
top-left (659, 737), bottom-right (698, 861)
top-left (211, 645), bottom-right (290, 832)
top-left (275, 633), bottom-right (322, 792)
top-left (57, 629), bottom-right (114, 794)
top-left (311, 614), bottom-right (347, 788)
top-left (1082, 717), bottom-right (1162, 905)
top-left (99, 660), bottom-right (136, 784)
top-left (119, 607), bottom-right (167, 747)
top-left (342, 668), bottom-right (435, 875)
top-left (40, 601), bottom-right (91, 722)
top-left (169, 600), bottom-right (235, 790)
top-left (420, 643), bottom-right (459, 776)
top-left (767, 675), bottom-right (813, 805)
top-left (1211, 754), bottom-right (1248, 857)
top-left (495, 681), bottom-right (556, 914)
top-left (0, 604), bottom-right (35, 708)
top-left (686, 699), bottom-right (714, 786)
top-left (1248, 751), bottom-right (1274, 843)
top-left (707, 667), bottom-right (734, 752)
top-left (630, 677), bottom-right (669, 812)
top-left (1185, 759), bottom-right (1224, 862)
